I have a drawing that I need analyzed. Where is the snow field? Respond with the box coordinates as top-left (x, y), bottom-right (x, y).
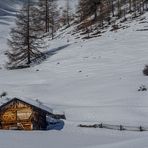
top-left (0, 3), bottom-right (148, 147)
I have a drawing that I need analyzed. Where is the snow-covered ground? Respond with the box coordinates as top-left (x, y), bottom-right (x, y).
top-left (1, 126), bottom-right (148, 148)
top-left (1, 2), bottom-right (148, 147)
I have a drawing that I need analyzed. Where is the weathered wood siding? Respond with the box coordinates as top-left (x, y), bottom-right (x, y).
top-left (0, 99), bottom-right (49, 130)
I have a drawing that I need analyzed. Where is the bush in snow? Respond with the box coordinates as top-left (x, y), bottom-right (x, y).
top-left (138, 85), bottom-right (147, 91)
top-left (143, 65), bottom-right (148, 76)
top-left (0, 91), bottom-right (7, 98)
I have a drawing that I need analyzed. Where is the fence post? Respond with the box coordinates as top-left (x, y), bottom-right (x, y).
top-left (120, 125), bottom-right (123, 131)
top-left (139, 126), bottom-right (143, 132)
top-left (99, 123), bottom-right (103, 128)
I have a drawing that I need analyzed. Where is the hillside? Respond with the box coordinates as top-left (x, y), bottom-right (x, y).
top-left (2, 12), bottom-right (148, 125)
top-left (0, 1), bottom-right (148, 148)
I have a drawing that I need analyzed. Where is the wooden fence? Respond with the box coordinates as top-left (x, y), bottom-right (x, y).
top-left (78, 123), bottom-right (148, 132)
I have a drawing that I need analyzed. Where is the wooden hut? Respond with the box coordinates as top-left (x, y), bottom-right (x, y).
top-left (0, 98), bottom-right (65, 130)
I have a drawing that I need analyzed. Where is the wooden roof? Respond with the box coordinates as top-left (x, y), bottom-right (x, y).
top-left (0, 98), bottom-right (53, 115)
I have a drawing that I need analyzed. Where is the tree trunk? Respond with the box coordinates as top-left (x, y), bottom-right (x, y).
top-left (27, 0), bottom-right (31, 65)
top-left (111, 0), bottom-right (115, 16)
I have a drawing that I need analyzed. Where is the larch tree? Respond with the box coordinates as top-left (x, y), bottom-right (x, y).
top-left (7, 0), bottom-right (45, 68)
top-left (38, 0), bottom-right (59, 38)
top-left (65, 0), bottom-right (70, 26)
top-left (49, 0), bottom-right (60, 39)
top-left (77, 0), bottom-right (103, 22)
top-left (60, 0), bottom-right (71, 27)
top-left (38, 0), bottom-right (50, 32)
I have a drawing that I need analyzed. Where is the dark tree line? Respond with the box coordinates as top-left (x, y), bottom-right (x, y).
top-left (77, 0), bottom-right (148, 30)
top-left (6, 0), bottom-right (148, 68)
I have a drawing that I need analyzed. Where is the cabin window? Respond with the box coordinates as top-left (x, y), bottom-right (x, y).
top-left (17, 108), bottom-right (32, 120)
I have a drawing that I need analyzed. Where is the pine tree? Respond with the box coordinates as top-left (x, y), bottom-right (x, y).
top-left (65, 0), bottom-right (70, 26)
top-left (110, 0), bottom-right (115, 16)
top-left (38, 0), bottom-right (50, 33)
top-left (129, 0), bottom-right (132, 12)
top-left (60, 0), bottom-right (71, 27)
top-left (77, 0), bottom-right (148, 32)
top-left (78, 0), bottom-right (101, 21)
top-left (77, 0), bottom-right (88, 21)
top-left (117, 0), bottom-right (122, 18)
top-left (49, 0), bottom-right (59, 39)
top-left (146, 0), bottom-right (148, 10)
top-left (7, 0), bottom-right (45, 68)
top-left (38, 0), bottom-right (59, 38)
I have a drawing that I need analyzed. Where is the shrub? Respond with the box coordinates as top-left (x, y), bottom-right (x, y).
top-left (0, 92), bottom-right (7, 98)
top-left (143, 65), bottom-right (148, 76)
top-left (138, 85), bottom-right (147, 91)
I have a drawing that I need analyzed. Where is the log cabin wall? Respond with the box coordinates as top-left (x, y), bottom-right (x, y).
top-left (0, 99), bottom-right (49, 130)
top-left (32, 110), bottom-right (47, 130)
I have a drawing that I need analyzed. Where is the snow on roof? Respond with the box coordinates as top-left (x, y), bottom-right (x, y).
top-left (0, 97), bottom-right (53, 114)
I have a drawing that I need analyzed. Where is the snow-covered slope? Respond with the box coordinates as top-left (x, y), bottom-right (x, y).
top-left (2, 13), bottom-right (147, 125)
top-left (0, 0), bottom-right (24, 16)
top-left (0, 2), bottom-right (148, 147)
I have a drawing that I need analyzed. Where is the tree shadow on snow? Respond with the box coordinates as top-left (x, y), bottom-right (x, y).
top-left (32, 44), bottom-right (70, 66)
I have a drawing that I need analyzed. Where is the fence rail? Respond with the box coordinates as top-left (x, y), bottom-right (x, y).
top-left (78, 123), bottom-right (148, 132)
